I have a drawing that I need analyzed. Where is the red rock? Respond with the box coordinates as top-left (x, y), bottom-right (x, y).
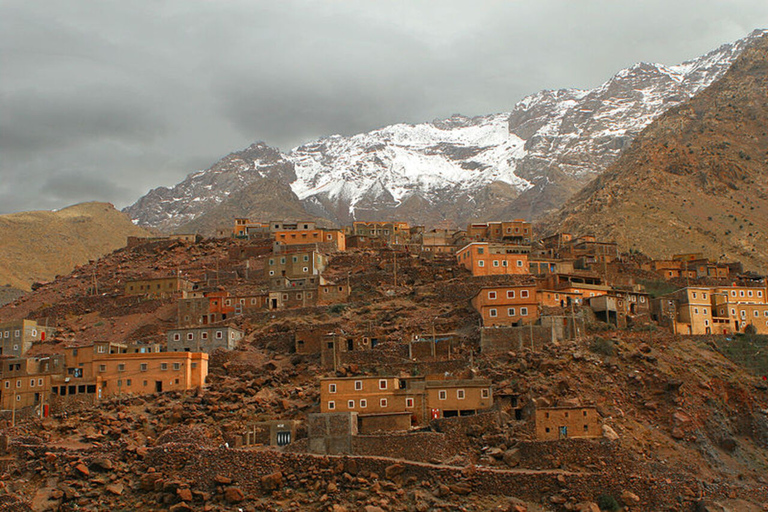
top-left (261, 471), bottom-right (282, 492)
top-left (74, 463), bottom-right (89, 477)
top-left (177, 487), bottom-right (193, 502)
top-left (224, 486), bottom-right (245, 503)
top-left (214, 474), bottom-right (232, 485)
top-left (105, 483), bottom-right (123, 496)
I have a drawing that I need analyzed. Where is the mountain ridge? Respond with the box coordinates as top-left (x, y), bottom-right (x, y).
top-left (123, 29), bottom-right (767, 234)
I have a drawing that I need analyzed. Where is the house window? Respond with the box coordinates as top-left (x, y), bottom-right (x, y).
top-left (187, 333), bottom-right (194, 341)
top-left (457, 389), bottom-right (465, 400)
top-left (507, 308), bottom-right (516, 316)
top-left (201, 332), bottom-right (208, 340)
top-left (406, 397), bottom-right (414, 408)
top-left (520, 307), bottom-right (528, 316)
top-left (30, 379), bottom-right (35, 387)
top-left (329, 383), bottom-right (337, 393)
top-left (348, 400), bottom-right (355, 409)
top-left (127, 379), bottom-right (132, 387)
top-left (438, 390), bottom-right (447, 400)
top-left (354, 380), bottom-right (362, 391)
top-left (173, 363), bottom-right (181, 370)
top-left (99, 364), bottom-right (107, 372)
top-left (521, 290), bottom-right (529, 298)
top-left (118, 363), bottom-right (125, 372)
top-left (328, 401), bottom-right (335, 410)
top-left (38, 378), bottom-right (42, 386)
top-left (173, 334), bottom-right (181, 341)
top-left (97, 345), bottom-right (105, 353)
top-left (517, 260), bottom-right (523, 267)
top-left (507, 290), bottom-right (515, 299)
top-left (360, 399), bottom-right (367, 408)
top-left (303, 267), bottom-right (309, 272)
top-left (694, 308), bottom-right (699, 314)
top-left (493, 260), bottom-right (499, 267)
top-left (216, 331), bottom-right (223, 339)
top-left (161, 363), bottom-right (168, 371)
top-left (482, 389), bottom-right (490, 399)
top-left (380, 398), bottom-right (388, 408)
top-left (140, 363), bottom-right (148, 372)
top-left (488, 291), bottom-right (497, 300)
top-left (489, 309), bottom-right (497, 318)
top-left (379, 379), bottom-right (387, 390)
top-left (191, 363), bottom-right (197, 369)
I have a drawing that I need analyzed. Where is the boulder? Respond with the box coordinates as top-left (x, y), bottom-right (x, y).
top-left (223, 486), bottom-right (245, 503)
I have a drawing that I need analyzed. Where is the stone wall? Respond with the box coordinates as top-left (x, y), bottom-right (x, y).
top-left (351, 431), bottom-right (458, 462)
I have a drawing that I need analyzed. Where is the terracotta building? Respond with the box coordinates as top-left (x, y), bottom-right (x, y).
top-left (166, 326), bottom-right (244, 353)
top-left (124, 277), bottom-right (196, 297)
top-left (2, 342), bottom-right (208, 413)
top-left (470, 285), bottom-right (539, 327)
top-left (0, 319), bottom-right (56, 357)
top-left (274, 228), bottom-right (346, 252)
top-left (466, 220), bottom-right (532, 244)
top-left (456, 242), bottom-right (530, 277)
top-left (535, 405), bottom-right (601, 441)
top-left (266, 251), bottom-right (327, 279)
top-left (352, 221), bottom-right (411, 245)
top-left (319, 375), bottom-right (493, 429)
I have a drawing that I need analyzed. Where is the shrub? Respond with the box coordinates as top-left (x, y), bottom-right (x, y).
top-left (597, 494), bottom-right (620, 511)
top-left (328, 304), bottom-right (346, 314)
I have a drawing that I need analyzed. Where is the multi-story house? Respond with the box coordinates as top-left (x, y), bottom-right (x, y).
top-left (470, 285), bottom-right (539, 327)
top-left (124, 277), bottom-right (196, 297)
top-left (456, 242), bottom-right (530, 277)
top-left (265, 251), bottom-right (327, 278)
top-left (166, 326), bottom-right (244, 353)
top-left (0, 319), bottom-right (56, 357)
top-left (466, 220), bottom-right (532, 244)
top-left (319, 375), bottom-right (493, 429)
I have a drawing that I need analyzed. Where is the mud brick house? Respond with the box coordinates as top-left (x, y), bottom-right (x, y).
top-left (641, 259), bottom-right (688, 279)
top-left (588, 288), bottom-right (651, 327)
top-left (538, 273), bottom-right (610, 303)
top-left (273, 224), bottom-right (346, 252)
top-left (564, 236), bottom-right (620, 266)
top-left (659, 285), bottom-right (768, 335)
top-left (233, 218), bottom-right (270, 239)
top-left (54, 343), bottom-right (208, 402)
top-left (466, 220), bottom-right (532, 244)
top-left (268, 276), bottom-right (350, 309)
top-left (528, 258), bottom-right (574, 276)
top-left (535, 405), bottom-right (601, 441)
top-left (0, 354), bottom-right (65, 410)
top-left (166, 326), bottom-right (243, 353)
top-left (539, 232), bottom-right (573, 253)
top-left (351, 221), bottom-right (411, 245)
top-left (471, 284), bottom-right (539, 327)
top-left (124, 276), bottom-right (196, 297)
top-left (408, 332), bottom-right (459, 360)
top-left (265, 251), bottom-right (327, 278)
top-left (536, 289), bottom-right (582, 308)
top-left (0, 319), bottom-right (56, 357)
top-left (456, 242), bottom-right (530, 277)
top-left (3, 342), bottom-right (209, 414)
top-left (319, 375), bottom-right (493, 430)
top-left (414, 228), bottom-right (462, 255)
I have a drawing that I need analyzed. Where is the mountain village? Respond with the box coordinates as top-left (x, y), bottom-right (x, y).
top-left (1, 216), bottom-right (767, 511)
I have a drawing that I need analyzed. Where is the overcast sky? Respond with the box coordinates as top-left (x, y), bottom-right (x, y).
top-left (1, 1), bottom-right (766, 214)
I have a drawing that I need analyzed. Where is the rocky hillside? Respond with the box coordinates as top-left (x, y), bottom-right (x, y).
top-left (546, 33), bottom-right (768, 274)
top-left (125, 30), bottom-right (766, 233)
top-left (0, 202), bottom-right (149, 290)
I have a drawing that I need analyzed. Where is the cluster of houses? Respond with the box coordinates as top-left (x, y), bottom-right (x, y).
top-left (1, 217), bottom-right (765, 447)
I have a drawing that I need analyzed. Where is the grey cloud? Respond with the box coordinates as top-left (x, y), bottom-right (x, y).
top-left (1, 0), bottom-right (767, 214)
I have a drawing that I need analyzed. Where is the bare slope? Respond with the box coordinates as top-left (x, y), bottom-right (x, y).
top-left (547, 34), bottom-right (768, 274)
top-left (0, 202), bottom-right (149, 290)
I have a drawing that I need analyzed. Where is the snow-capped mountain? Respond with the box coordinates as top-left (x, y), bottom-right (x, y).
top-left (125, 29), bottom-right (766, 232)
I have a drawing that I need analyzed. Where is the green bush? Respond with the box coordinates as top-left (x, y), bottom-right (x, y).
top-left (590, 337), bottom-right (616, 357)
top-left (597, 494), bottom-right (620, 511)
top-left (328, 304), bottom-right (346, 314)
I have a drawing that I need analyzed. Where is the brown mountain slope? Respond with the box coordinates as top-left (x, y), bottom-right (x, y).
top-left (0, 202), bottom-right (149, 290)
top-left (176, 178), bottom-right (327, 235)
top-left (545, 34), bottom-right (768, 274)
